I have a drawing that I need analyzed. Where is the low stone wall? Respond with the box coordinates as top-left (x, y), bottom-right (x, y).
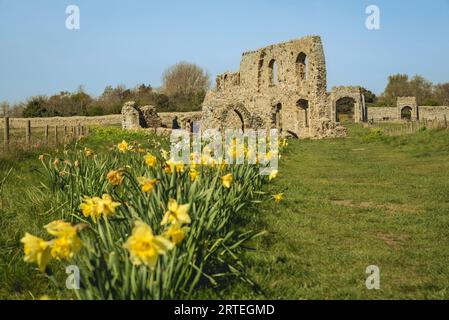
top-left (0, 115), bottom-right (122, 128)
top-left (419, 106), bottom-right (449, 121)
top-left (367, 107), bottom-right (397, 121)
top-left (158, 111), bottom-right (202, 128)
top-left (0, 112), bottom-right (203, 129)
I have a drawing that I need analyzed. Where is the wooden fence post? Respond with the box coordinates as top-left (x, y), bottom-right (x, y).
top-left (444, 115), bottom-right (448, 129)
top-left (3, 116), bottom-right (10, 147)
top-left (45, 124), bottom-right (49, 144)
top-left (26, 120), bottom-right (31, 145)
top-left (54, 126), bottom-right (58, 144)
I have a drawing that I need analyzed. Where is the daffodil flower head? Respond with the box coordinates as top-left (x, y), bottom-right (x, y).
top-left (20, 233), bottom-right (52, 272)
top-left (221, 173), bottom-right (233, 188)
top-left (144, 154), bottom-right (157, 167)
top-left (164, 223), bottom-right (189, 246)
top-left (269, 169), bottom-right (278, 181)
top-left (124, 221), bottom-right (174, 268)
top-left (161, 199), bottom-right (191, 226)
top-left (137, 176), bottom-right (158, 193)
top-left (117, 140), bottom-right (129, 153)
top-left (107, 169), bottom-right (124, 186)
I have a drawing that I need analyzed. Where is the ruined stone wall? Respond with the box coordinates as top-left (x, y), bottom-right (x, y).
top-left (419, 106), bottom-right (449, 121)
top-left (158, 111), bottom-right (202, 128)
top-left (202, 36), bottom-right (342, 138)
top-left (366, 107), bottom-right (398, 121)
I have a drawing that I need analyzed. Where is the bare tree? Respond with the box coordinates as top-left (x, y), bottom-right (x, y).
top-left (162, 62), bottom-right (210, 97)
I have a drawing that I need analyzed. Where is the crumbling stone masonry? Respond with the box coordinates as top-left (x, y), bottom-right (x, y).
top-left (121, 101), bottom-right (162, 129)
top-left (201, 36), bottom-right (347, 138)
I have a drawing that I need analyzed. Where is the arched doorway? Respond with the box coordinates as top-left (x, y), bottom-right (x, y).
top-left (225, 109), bottom-right (245, 131)
top-left (401, 106), bottom-right (412, 121)
top-left (296, 99), bottom-right (309, 128)
top-left (336, 97), bottom-right (356, 123)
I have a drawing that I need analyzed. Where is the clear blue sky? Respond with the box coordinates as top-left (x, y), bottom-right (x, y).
top-left (1, 0), bottom-right (449, 103)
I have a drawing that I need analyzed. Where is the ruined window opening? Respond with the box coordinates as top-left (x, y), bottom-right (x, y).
top-left (297, 99), bottom-right (309, 128)
top-left (401, 106), bottom-right (412, 121)
top-left (335, 97), bottom-right (356, 123)
top-left (296, 52), bottom-right (308, 81)
top-left (268, 59), bottom-right (279, 86)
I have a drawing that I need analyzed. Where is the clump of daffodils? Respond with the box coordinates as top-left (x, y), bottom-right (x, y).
top-left (21, 220), bottom-right (83, 272)
top-left (124, 199), bottom-right (191, 268)
top-left (80, 194), bottom-right (121, 223)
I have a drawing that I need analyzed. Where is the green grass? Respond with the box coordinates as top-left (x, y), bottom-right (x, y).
top-left (1, 125), bottom-right (449, 299)
top-left (201, 125), bottom-right (449, 299)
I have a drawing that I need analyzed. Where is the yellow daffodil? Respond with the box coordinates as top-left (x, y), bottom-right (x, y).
top-left (117, 140), bottom-right (129, 153)
top-left (137, 177), bottom-right (158, 193)
top-left (165, 159), bottom-right (184, 174)
top-left (144, 154), bottom-right (157, 167)
top-left (98, 194), bottom-right (121, 218)
top-left (221, 173), bottom-right (233, 188)
top-left (80, 194), bottom-right (120, 222)
top-left (84, 147), bottom-right (94, 157)
top-left (273, 193), bottom-right (284, 203)
top-left (164, 223), bottom-right (189, 246)
top-left (20, 233), bottom-right (52, 272)
top-left (38, 155), bottom-right (44, 161)
top-left (189, 169), bottom-right (200, 182)
top-left (44, 220), bottom-right (77, 238)
top-left (107, 170), bottom-right (124, 186)
top-left (269, 169), bottom-right (278, 181)
top-left (80, 196), bottom-right (102, 221)
top-left (50, 232), bottom-right (82, 261)
top-left (123, 221), bottom-right (174, 268)
top-left (161, 199), bottom-right (191, 226)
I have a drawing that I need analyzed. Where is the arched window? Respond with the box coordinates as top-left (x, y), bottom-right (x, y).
top-left (268, 59), bottom-right (279, 85)
top-left (297, 99), bottom-right (309, 128)
top-left (296, 52), bottom-right (308, 81)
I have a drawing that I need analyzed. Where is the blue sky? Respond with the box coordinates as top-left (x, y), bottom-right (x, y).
top-left (1, 0), bottom-right (449, 103)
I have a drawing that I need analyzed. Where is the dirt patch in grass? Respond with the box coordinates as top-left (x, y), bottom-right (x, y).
top-left (331, 199), bottom-right (418, 213)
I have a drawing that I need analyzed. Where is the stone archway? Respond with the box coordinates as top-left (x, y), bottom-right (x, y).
top-left (335, 97), bottom-right (356, 123)
top-left (330, 87), bottom-right (365, 123)
top-left (401, 106), bottom-right (412, 120)
top-left (220, 103), bottom-right (252, 131)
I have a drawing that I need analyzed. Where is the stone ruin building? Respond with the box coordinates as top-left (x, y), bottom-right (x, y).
top-left (202, 35), bottom-right (350, 138)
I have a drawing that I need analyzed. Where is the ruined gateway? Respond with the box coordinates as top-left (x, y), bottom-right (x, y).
top-left (201, 35), bottom-right (362, 138)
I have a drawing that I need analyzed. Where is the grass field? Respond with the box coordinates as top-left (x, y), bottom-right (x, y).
top-left (1, 125), bottom-right (449, 299)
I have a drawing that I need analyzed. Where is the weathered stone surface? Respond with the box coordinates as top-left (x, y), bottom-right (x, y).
top-left (139, 105), bottom-right (162, 128)
top-left (201, 35), bottom-right (346, 138)
top-left (121, 101), bottom-right (140, 129)
top-left (329, 86), bottom-right (365, 123)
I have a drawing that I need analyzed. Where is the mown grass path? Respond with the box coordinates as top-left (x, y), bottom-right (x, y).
top-left (211, 127), bottom-right (449, 299)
